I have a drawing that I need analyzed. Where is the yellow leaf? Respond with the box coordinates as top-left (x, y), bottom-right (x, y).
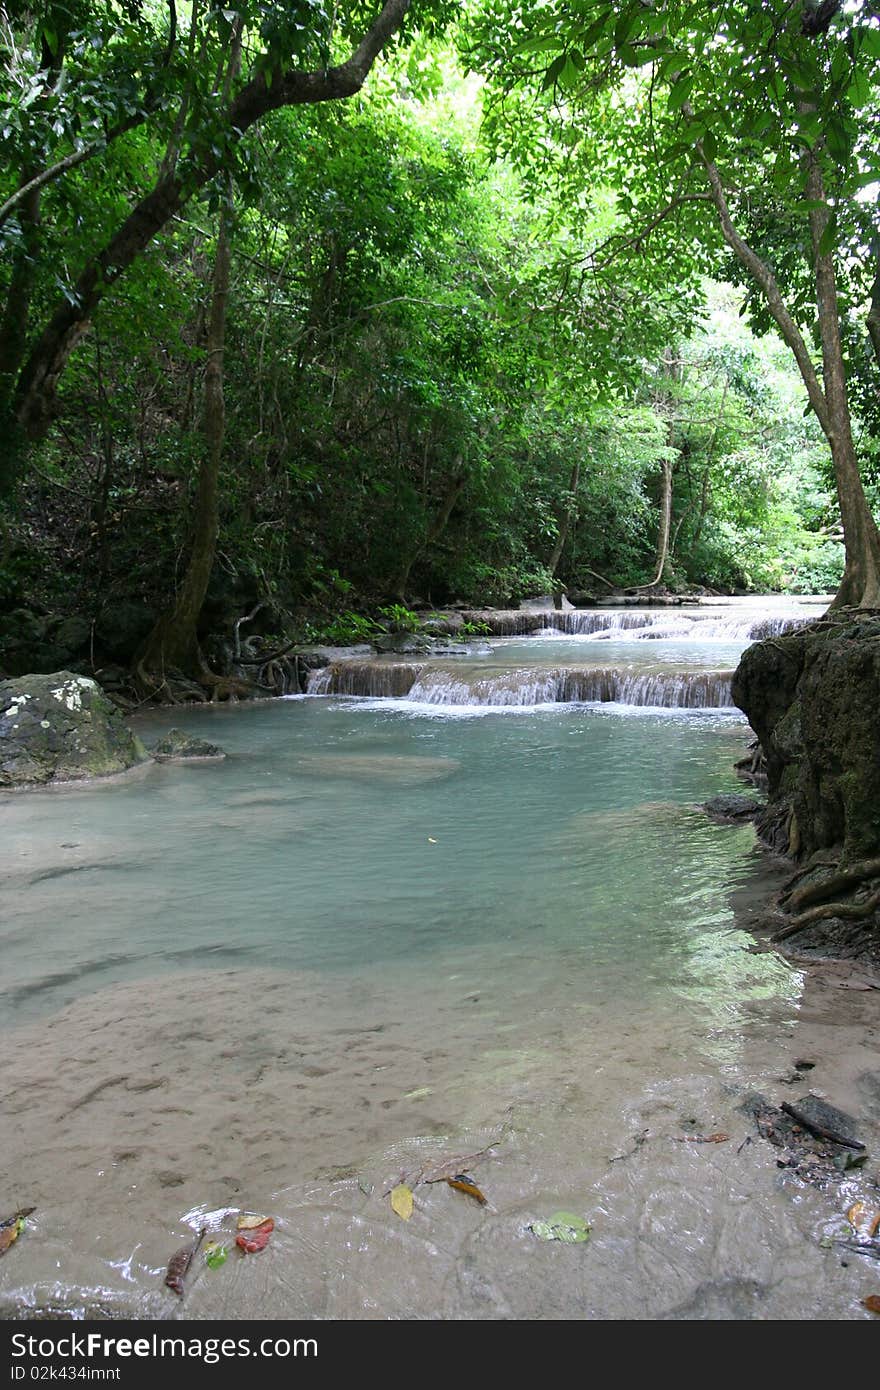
top-left (237, 1212), bottom-right (271, 1230)
top-left (846, 1201), bottom-right (868, 1231)
top-left (390, 1184), bottom-right (413, 1221)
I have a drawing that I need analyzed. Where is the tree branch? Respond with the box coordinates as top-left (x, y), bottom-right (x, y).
top-left (589, 192), bottom-right (710, 274)
top-left (0, 112), bottom-right (147, 229)
top-left (11, 0), bottom-right (415, 448)
top-left (695, 140), bottom-right (831, 436)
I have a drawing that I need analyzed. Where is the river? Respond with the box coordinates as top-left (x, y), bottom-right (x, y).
top-left (1, 596), bottom-right (878, 1319)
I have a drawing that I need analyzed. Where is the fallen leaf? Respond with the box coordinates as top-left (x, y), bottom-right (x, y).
top-left (390, 1184), bottom-right (414, 1221)
top-left (0, 1216), bottom-right (27, 1256)
top-left (165, 1228), bottom-right (205, 1295)
top-left (237, 1212), bottom-right (272, 1230)
top-left (864, 1295), bottom-right (880, 1314)
top-left (870, 1212), bottom-right (880, 1240)
top-left (847, 1201), bottom-right (869, 1232)
top-left (204, 1241), bottom-right (228, 1270)
top-left (529, 1211), bottom-right (591, 1244)
top-left (235, 1219), bottom-right (274, 1254)
top-left (447, 1175), bottom-right (487, 1206)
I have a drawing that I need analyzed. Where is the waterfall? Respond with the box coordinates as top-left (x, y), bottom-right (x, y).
top-left (306, 662), bottom-right (424, 697)
top-left (458, 609), bottom-right (811, 640)
top-left (460, 609), bottom-right (654, 636)
top-left (308, 660), bottom-right (733, 709)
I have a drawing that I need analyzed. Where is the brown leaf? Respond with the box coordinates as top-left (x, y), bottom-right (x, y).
top-left (0, 1220), bottom-right (23, 1256)
top-left (447, 1175), bottom-right (487, 1206)
top-left (863, 1295), bottom-right (880, 1315)
top-left (164, 1228), bottom-right (205, 1296)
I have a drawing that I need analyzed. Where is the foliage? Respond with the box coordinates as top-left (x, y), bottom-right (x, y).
top-left (2, 4), bottom-right (873, 680)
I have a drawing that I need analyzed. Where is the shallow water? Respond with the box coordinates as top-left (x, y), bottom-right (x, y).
top-left (2, 602), bottom-right (879, 1320)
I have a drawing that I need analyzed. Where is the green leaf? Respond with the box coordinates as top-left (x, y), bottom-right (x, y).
top-left (668, 75), bottom-right (694, 112)
top-left (530, 1211), bottom-right (592, 1244)
top-left (846, 68), bottom-right (872, 108)
top-left (514, 35), bottom-right (563, 57)
top-left (855, 27), bottom-right (880, 60)
top-left (542, 54), bottom-right (567, 91)
top-left (614, 8), bottom-right (639, 49)
top-left (818, 212), bottom-right (838, 257)
top-left (826, 114), bottom-right (851, 162)
top-left (204, 1241), bottom-right (228, 1270)
top-left (580, 14), bottom-right (611, 51)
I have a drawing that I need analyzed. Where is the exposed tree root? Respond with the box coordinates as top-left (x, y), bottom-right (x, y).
top-left (771, 888), bottom-right (880, 943)
top-left (779, 853), bottom-right (843, 895)
top-left (133, 655), bottom-right (254, 705)
top-left (781, 858), bottom-right (880, 912)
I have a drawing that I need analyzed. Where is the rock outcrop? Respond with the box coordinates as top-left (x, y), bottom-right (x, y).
top-left (0, 672), bottom-right (149, 789)
top-left (732, 609), bottom-right (880, 964)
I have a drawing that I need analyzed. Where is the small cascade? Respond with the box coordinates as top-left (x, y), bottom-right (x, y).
top-left (744, 616), bottom-right (811, 640)
top-left (310, 660), bottom-right (733, 709)
top-left (306, 661), bottom-right (424, 698)
top-left (461, 609), bottom-right (653, 636)
top-left (459, 608), bottom-right (813, 641)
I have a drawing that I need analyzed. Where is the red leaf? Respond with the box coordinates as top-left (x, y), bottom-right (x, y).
top-left (236, 1218), bottom-right (274, 1253)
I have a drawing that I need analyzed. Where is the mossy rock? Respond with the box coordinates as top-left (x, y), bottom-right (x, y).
top-left (0, 671), bottom-right (149, 789)
top-left (152, 728), bottom-right (226, 761)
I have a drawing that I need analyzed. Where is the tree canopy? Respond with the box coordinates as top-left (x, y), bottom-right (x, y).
top-left (1, 0), bottom-right (879, 688)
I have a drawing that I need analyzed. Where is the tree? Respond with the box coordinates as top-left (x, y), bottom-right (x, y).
top-left (468, 0), bottom-right (880, 606)
top-left (0, 0), bottom-right (452, 492)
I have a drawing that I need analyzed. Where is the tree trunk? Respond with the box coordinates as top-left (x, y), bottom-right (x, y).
top-left (394, 466), bottom-right (467, 602)
top-left (868, 237), bottom-right (880, 372)
top-left (547, 460), bottom-right (580, 579)
top-left (806, 156), bottom-right (880, 609)
top-left (653, 455), bottom-right (673, 585)
top-left (0, 182), bottom-right (40, 402)
top-left (699, 140), bottom-right (880, 609)
top-left (138, 194), bottom-right (232, 682)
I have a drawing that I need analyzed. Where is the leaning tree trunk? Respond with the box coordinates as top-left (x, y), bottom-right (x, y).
top-left (137, 194), bottom-right (233, 685)
top-left (653, 454), bottom-right (673, 585)
top-left (547, 460), bottom-right (580, 578)
top-left (699, 133), bottom-right (880, 610)
top-left (393, 465), bottom-right (467, 602)
top-left (807, 158), bottom-right (880, 609)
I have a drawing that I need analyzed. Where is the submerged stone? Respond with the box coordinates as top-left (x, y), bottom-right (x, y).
top-left (152, 728), bottom-right (227, 761)
top-left (0, 671), bottom-right (149, 789)
top-left (701, 794), bottom-right (763, 823)
top-left (373, 632), bottom-right (434, 654)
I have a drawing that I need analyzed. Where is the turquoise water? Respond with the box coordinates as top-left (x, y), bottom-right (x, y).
top-left (3, 699), bottom-right (763, 1025)
top-left (2, 619), bottom-right (878, 1320)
